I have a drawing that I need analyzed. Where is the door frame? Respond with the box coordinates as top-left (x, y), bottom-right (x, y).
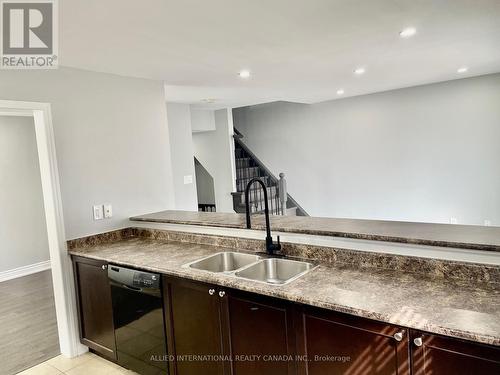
top-left (0, 100), bottom-right (86, 357)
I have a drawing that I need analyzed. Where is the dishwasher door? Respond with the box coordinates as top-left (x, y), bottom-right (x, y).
top-left (108, 265), bottom-right (167, 375)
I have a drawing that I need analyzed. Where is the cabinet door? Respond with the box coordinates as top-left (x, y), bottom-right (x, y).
top-left (411, 331), bottom-right (500, 374)
top-left (73, 256), bottom-right (116, 359)
top-left (163, 277), bottom-right (227, 375)
top-left (296, 306), bottom-right (410, 375)
top-left (226, 291), bottom-right (296, 375)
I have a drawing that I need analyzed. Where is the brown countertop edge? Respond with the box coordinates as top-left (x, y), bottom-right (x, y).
top-left (68, 231), bottom-right (500, 347)
top-left (130, 210), bottom-right (500, 252)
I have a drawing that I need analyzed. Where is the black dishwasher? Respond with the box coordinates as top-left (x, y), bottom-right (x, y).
top-left (108, 265), bottom-right (168, 374)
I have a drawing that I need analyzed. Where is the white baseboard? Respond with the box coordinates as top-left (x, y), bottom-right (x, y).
top-left (0, 260), bottom-right (52, 283)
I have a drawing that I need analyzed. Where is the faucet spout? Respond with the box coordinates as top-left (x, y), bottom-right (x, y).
top-left (245, 178), bottom-right (281, 255)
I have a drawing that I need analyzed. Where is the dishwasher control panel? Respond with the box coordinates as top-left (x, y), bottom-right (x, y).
top-left (133, 272), bottom-right (160, 289)
top-left (108, 265), bottom-right (161, 290)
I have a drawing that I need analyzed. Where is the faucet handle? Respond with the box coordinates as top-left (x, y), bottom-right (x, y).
top-left (275, 235), bottom-right (281, 251)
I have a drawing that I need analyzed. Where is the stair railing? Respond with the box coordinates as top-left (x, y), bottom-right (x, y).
top-left (233, 131), bottom-right (308, 216)
top-left (235, 137), bottom-right (281, 215)
top-left (246, 171), bottom-right (281, 216)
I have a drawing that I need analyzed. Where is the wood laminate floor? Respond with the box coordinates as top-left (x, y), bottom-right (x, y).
top-left (0, 270), bottom-right (60, 375)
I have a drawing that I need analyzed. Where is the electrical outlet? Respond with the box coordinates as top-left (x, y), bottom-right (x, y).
top-left (450, 217), bottom-right (458, 224)
top-left (183, 175), bottom-right (193, 184)
top-left (484, 220), bottom-right (491, 226)
top-left (104, 204), bottom-right (113, 218)
top-left (93, 205), bottom-right (103, 220)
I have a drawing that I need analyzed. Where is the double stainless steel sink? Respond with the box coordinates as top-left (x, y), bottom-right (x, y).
top-left (188, 252), bottom-right (261, 273)
top-left (235, 258), bottom-right (314, 285)
top-left (186, 251), bottom-right (314, 285)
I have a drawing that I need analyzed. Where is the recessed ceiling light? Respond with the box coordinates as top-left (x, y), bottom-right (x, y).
top-left (399, 27), bottom-right (417, 38)
top-left (354, 67), bottom-right (365, 75)
top-left (337, 89), bottom-right (344, 95)
top-left (457, 67), bottom-right (468, 73)
top-left (238, 70), bottom-right (251, 78)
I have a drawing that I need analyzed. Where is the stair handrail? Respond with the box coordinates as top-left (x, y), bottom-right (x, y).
top-left (233, 130), bottom-right (308, 216)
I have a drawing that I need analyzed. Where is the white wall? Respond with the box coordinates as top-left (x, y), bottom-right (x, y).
top-left (0, 116), bottom-right (50, 272)
top-left (193, 109), bottom-right (236, 212)
top-left (0, 67), bottom-right (175, 239)
top-left (233, 74), bottom-right (500, 226)
top-left (194, 158), bottom-right (215, 205)
top-left (166, 103), bottom-right (198, 210)
top-left (191, 108), bottom-right (215, 132)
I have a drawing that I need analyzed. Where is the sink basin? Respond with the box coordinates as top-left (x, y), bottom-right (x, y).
top-left (235, 258), bottom-right (315, 285)
top-left (187, 252), bottom-right (261, 273)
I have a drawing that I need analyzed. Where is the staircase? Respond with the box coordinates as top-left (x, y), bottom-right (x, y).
top-left (231, 129), bottom-right (307, 216)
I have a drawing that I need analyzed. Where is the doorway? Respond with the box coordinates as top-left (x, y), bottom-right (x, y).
top-left (0, 100), bottom-right (85, 373)
top-left (194, 157), bottom-right (216, 212)
top-left (0, 115), bottom-right (60, 373)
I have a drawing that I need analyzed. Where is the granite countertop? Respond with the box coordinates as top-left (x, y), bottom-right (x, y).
top-left (130, 210), bottom-right (500, 252)
top-left (69, 236), bottom-right (500, 346)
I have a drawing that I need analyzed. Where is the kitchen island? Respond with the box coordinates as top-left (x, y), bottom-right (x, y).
top-left (68, 214), bottom-right (500, 374)
top-left (131, 210), bottom-right (500, 251)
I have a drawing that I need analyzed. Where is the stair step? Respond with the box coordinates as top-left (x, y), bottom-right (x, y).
top-left (234, 204), bottom-right (297, 216)
top-left (235, 157), bottom-right (251, 168)
top-left (233, 184), bottom-right (278, 194)
top-left (244, 197), bottom-right (281, 211)
top-left (233, 134), bottom-right (305, 216)
top-left (235, 148), bottom-right (245, 158)
top-left (236, 176), bottom-right (271, 191)
top-left (234, 203), bottom-right (283, 215)
top-left (236, 166), bottom-right (260, 179)
top-left (232, 186), bottom-right (278, 205)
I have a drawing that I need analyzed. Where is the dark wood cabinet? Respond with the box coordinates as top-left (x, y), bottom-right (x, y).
top-left (163, 277), bottom-right (296, 375)
top-left (410, 331), bottom-right (500, 375)
top-left (295, 306), bottom-right (410, 375)
top-left (162, 277), bottom-right (500, 375)
top-left (72, 256), bottom-right (116, 360)
top-left (226, 291), bottom-right (296, 375)
top-left (163, 277), bottom-right (229, 375)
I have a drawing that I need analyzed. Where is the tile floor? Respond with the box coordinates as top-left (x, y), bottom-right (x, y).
top-left (17, 352), bottom-right (138, 375)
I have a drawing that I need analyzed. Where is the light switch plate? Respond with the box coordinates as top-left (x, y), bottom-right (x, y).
top-left (93, 205), bottom-right (103, 220)
top-left (183, 175), bottom-right (193, 184)
top-left (104, 204), bottom-right (113, 218)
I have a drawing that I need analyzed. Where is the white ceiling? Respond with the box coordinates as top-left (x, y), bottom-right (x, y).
top-left (61, 0), bottom-right (500, 109)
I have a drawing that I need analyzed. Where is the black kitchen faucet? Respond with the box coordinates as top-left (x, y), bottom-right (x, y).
top-left (245, 177), bottom-right (281, 255)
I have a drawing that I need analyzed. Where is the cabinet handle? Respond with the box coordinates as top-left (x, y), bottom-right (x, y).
top-left (413, 337), bottom-right (423, 347)
top-left (208, 289), bottom-right (215, 295)
top-left (101, 265), bottom-right (108, 270)
top-left (219, 291), bottom-right (226, 298)
top-left (393, 330), bottom-right (405, 342)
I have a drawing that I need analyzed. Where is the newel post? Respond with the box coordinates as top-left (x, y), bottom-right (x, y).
top-left (278, 172), bottom-right (287, 215)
